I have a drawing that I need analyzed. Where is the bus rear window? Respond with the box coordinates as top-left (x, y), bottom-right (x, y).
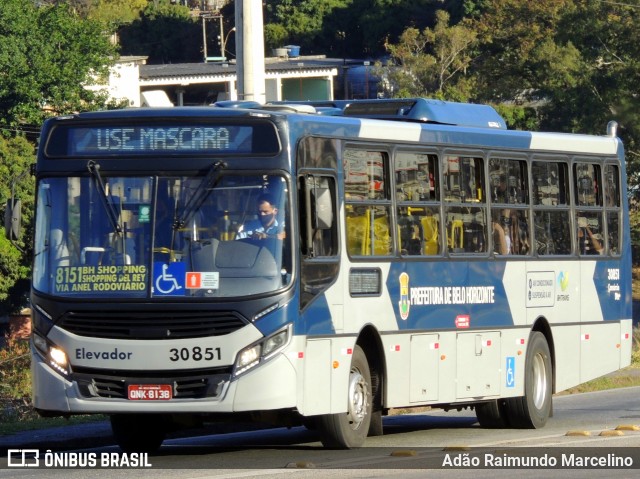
top-left (44, 121), bottom-right (280, 157)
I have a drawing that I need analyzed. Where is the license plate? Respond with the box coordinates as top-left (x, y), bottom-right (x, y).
top-left (127, 384), bottom-right (172, 400)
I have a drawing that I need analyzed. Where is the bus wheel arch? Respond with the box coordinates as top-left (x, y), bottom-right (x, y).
top-left (531, 316), bottom-right (556, 395)
top-left (316, 326), bottom-right (385, 448)
top-left (317, 343), bottom-right (373, 448)
top-left (357, 325), bottom-right (385, 437)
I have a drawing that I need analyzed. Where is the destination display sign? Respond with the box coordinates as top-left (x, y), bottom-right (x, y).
top-left (54, 265), bottom-right (147, 294)
top-left (45, 121), bottom-right (280, 157)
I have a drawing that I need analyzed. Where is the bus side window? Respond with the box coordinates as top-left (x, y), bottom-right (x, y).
top-left (443, 156), bottom-right (487, 254)
top-left (489, 157), bottom-right (528, 205)
top-left (398, 211), bottom-right (422, 255)
top-left (510, 210), bottom-right (530, 255)
top-left (300, 175), bottom-right (337, 258)
top-left (369, 210), bottom-right (391, 255)
top-left (395, 151), bottom-right (440, 256)
top-left (605, 164), bottom-right (621, 255)
top-left (446, 206), bottom-right (487, 254)
top-left (604, 164), bottom-right (620, 207)
top-left (344, 148), bottom-right (393, 257)
top-left (532, 161), bottom-right (571, 256)
top-left (398, 207), bottom-right (438, 256)
top-left (574, 162), bottom-right (604, 255)
top-left (346, 212), bottom-right (368, 255)
top-left (491, 209), bottom-right (530, 256)
top-left (534, 210), bottom-right (571, 255)
top-left (577, 213), bottom-right (604, 255)
top-left (607, 211), bottom-right (620, 255)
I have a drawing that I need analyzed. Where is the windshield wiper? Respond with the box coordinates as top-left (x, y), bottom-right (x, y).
top-left (87, 160), bottom-right (122, 236)
top-left (174, 161), bottom-right (227, 230)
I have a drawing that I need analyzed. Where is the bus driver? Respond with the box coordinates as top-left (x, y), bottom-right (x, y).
top-left (236, 194), bottom-right (285, 240)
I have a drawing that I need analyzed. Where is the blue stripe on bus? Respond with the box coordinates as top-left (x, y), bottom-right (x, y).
top-left (253, 301), bottom-right (296, 337)
top-left (594, 260), bottom-right (633, 321)
top-left (386, 261), bottom-right (512, 330)
top-left (299, 293), bottom-right (336, 336)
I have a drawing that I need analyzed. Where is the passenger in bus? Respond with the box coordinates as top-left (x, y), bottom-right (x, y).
top-left (492, 209), bottom-right (511, 255)
top-left (236, 194), bottom-right (285, 240)
top-left (400, 221), bottom-right (422, 255)
top-left (510, 210), bottom-right (530, 255)
top-left (493, 222), bottom-right (510, 255)
top-left (578, 218), bottom-right (603, 255)
top-left (492, 174), bottom-right (508, 203)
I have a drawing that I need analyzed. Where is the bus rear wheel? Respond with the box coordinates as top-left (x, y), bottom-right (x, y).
top-left (504, 331), bottom-right (552, 428)
top-left (110, 414), bottom-right (167, 453)
top-left (318, 345), bottom-right (372, 448)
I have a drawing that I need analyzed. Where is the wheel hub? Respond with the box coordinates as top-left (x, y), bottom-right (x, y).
top-left (347, 368), bottom-right (368, 429)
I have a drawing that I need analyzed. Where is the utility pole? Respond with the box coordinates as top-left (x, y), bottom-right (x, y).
top-left (235, 0), bottom-right (266, 103)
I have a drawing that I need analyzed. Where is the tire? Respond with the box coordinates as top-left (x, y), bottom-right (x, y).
top-left (110, 414), bottom-right (167, 453)
top-left (475, 400), bottom-right (508, 428)
top-left (318, 345), bottom-right (372, 448)
top-left (504, 331), bottom-right (552, 428)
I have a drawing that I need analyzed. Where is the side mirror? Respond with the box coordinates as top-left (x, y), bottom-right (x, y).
top-left (4, 198), bottom-right (22, 241)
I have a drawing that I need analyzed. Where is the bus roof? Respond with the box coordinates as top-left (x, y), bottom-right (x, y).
top-left (46, 100), bottom-right (620, 157)
top-left (342, 98), bottom-right (507, 130)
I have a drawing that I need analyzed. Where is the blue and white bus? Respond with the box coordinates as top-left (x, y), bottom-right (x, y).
top-left (15, 98), bottom-right (632, 451)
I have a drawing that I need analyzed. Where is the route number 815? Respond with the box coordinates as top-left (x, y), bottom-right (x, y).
top-left (169, 347), bottom-right (221, 362)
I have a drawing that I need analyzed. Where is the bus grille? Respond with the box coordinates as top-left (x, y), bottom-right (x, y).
top-left (58, 310), bottom-right (248, 340)
top-left (73, 367), bottom-right (231, 400)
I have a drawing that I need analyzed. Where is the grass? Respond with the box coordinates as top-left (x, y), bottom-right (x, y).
top-left (0, 413), bottom-right (106, 436)
top-left (562, 369), bottom-right (640, 394)
top-left (0, 336), bottom-right (106, 436)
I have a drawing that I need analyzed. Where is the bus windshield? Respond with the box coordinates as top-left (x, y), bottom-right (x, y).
top-left (33, 172), bottom-right (291, 299)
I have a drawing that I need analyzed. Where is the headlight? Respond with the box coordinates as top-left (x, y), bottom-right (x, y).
top-left (233, 325), bottom-right (291, 377)
top-left (33, 333), bottom-right (70, 377)
top-left (262, 329), bottom-right (288, 357)
top-left (236, 344), bottom-right (261, 372)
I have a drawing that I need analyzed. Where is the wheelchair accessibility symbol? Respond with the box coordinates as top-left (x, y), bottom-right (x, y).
top-left (506, 356), bottom-right (515, 388)
top-left (153, 262), bottom-right (186, 296)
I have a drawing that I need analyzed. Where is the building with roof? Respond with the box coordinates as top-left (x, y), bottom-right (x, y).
top-left (102, 54), bottom-right (345, 107)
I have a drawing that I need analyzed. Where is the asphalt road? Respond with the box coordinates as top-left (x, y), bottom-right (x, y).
top-left (1, 386), bottom-right (640, 478)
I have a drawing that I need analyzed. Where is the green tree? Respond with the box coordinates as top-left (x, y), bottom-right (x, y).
top-left (540, 1), bottom-right (640, 186)
top-left (0, 0), bottom-right (116, 312)
top-left (471, 0), bottom-right (640, 186)
top-left (264, 0), bottom-right (350, 53)
top-left (0, 0), bottom-right (118, 128)
top-left (0, 135), bottom-right (35, 315)
top-left (469, 0), bottom-right (576, 104)
top-left (86, 0), bottom-right (149, 25)
top-left (118, 0), bottom-right (202, 63)
top-left (375, 10), bottom-right (477, 100)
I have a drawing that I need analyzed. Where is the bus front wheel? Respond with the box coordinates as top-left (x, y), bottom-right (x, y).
top-left (318, 345), bottom-right (372, 448)
top-left (505, 331), bottom-right (552, 428)
top-left (110, 414), bottom-right (167, 453)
